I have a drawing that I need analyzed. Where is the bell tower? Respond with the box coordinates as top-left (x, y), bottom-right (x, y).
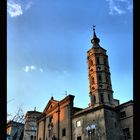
top-left (87, 26), bottom-right (114, 107)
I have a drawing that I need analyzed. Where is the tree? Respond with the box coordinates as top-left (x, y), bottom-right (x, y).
top-left (7, 106), bottom-right (25, 140)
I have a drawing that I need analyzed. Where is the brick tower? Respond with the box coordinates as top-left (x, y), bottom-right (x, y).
top-left (87, 26), bottom-right (114, 107)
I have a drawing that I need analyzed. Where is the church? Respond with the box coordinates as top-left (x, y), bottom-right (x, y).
top-left (25, 28), bottom-right (133, 140)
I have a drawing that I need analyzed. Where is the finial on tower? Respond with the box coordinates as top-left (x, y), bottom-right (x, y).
top-left (93, 25), bottom-right (96, 31)
top-left (91, 24), bottom-right (100, 46)
top-left (93, 24), bottom-right (97, 38)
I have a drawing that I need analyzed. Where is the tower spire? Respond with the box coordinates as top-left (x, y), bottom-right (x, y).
top-left (91, 25), bottom-right (100, 46)
top-left (93, 25), bottom-right (97, 38)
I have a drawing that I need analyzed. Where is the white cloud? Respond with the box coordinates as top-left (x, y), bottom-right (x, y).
top-left (7, 0), bottom-right (33, 18)
top-left (112, 5), bottom-right (125, 15)
top-left (30, 65), bottom-right (36, 70)
top-left (106, 0), bottom-right (133, 15)
top-left (24, 66), bottom-right (30, 72)
top-left (23, 65), bottom-right (43, 73)
top-left (7, 1), bottom-right (23, 17)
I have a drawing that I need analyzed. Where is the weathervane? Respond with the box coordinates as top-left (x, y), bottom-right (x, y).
top-left (93, 24), bottom-right (96, 31)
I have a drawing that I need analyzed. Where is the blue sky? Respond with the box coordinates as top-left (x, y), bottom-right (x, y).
top-left (7, 0), bottom-right (133, 120)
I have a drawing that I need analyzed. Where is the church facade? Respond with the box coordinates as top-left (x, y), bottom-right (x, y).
top-left (35, 28), bottom-right (133, 140)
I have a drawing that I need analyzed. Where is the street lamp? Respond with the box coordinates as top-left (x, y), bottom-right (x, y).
top-left (86, 124), bottom-right (96, 139)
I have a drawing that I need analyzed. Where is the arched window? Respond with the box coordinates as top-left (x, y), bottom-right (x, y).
top-left (62, 128), bottom-right (66, 137)
top-left (30, 135), bottom-right (33, 140)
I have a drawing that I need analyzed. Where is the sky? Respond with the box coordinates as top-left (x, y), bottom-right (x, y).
top-left (7, 0), bottom-right (133, 120)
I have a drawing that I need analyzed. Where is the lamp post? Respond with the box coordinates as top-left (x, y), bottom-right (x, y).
top-left (86, 124), bottom-right (96, 139)
top-left (48, 123), bottom-right (53, 140)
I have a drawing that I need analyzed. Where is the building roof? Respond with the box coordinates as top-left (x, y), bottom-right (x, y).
top-left (116, 100), bottom-right (133, 110)
top-left (72, 104), bottom-right (116, 118)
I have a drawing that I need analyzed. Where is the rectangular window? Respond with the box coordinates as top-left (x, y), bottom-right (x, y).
top-left (96, 57), bottom-right (100, 65)
top-left (123, 128), bottom-right (131, 139)
top-left (100, 93), bottom-right (104, 103)
top-left (108, 94), bottom-right (110, 103)
top-left (77, 136), bottom-right (81, 140)
top-left (98, 75), bottom-right (102, 82)
top-left (104, 58), bottom-right (107, 65)
top-left (76, 120), bottom-right (81, 127)
top-left (120, 111), bottom-right (126, 118)
top-left (62, 128), bottom-right (66, 137)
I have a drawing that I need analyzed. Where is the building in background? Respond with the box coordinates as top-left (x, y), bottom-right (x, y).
top-left (35, 28), bottom-right (133, 140)
top-left (23, 109), bottom-right (42, 140)
top-left (7, 120), bottom-right (24, 140)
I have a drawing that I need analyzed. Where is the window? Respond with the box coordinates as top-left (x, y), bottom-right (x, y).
top-left (76, 120), bottom-right (81, 127)
top-left (77, 136), bottom-right (81, 140)
top-left (104, 58), bottom-right (107, 65)
top-left (94, 95), bottom-right (96, 104)
top-left (98, 75), bottom-right (102, 82)
top-left (30, 135), bottom-right (33, 140)
top-left (120, 111), bottom-right (126, 118)
top-left (100, 93), bottom-right (104, 103)
top-left (62, 128), bottom-right (66, 137)
top-left (123, 128), bottom-right (131, 140)
top-left (96, 57), bottom-right (100, 64)
top-left (108, 94), bottom-right (110, 103)
top-left (106, 76), bottom-right (108, 83)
